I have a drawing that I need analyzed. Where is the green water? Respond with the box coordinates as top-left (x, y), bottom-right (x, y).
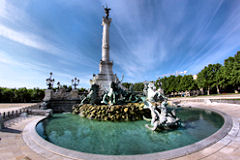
top-left (36, 108), bottom-right (224, 155)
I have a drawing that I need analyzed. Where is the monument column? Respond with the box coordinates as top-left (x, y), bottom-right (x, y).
top-left (93, 6), bottom-right (117, 93)
top-left (99, 7), bottom-right (113, 75)
top-left (102, 17), bottom-right (111, 62)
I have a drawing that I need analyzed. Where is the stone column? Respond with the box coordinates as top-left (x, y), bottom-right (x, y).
top-left (94, 9), bottom-right (117, 94)
top-left (102, 17), bottom-right (112, 62)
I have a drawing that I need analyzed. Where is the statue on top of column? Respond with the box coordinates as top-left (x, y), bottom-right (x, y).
top-left (104, 6), bottom-right (111, 19)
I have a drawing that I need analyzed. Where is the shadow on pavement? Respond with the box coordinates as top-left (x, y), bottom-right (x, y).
top-left (0, 127), bottom-right (22, 134)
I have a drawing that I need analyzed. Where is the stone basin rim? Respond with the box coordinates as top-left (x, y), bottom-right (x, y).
top-left (22, 106), bottom-right (233, 160)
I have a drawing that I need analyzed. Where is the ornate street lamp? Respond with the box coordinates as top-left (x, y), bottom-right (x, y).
top-left (72, 77), bottom-right (80, 90)
top-left (46, 72), bottom-right (55, 89)
top-left (57, 81), bottom-right (61, 90)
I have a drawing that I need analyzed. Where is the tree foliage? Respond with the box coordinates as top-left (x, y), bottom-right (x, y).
top-left (78, 88), bottom-right (88, 93)
top-left (122, 82), bottom-right (133, 90)
top-left (159, 75), bottom-right (198, 94)
top-left (195, 52), bottom-right (240, 94)
top-left (0, 87), bottom-right (45, 103)
top-left (196, 63), bottom-right (222, 95)
top-left (122, 82), bottom-right (144, 92)
top-left (222, 52), bottom-right (240, 90)
top-left (133, 82), bottom-right (144, 92)
top-left (156, 51), bottom-right (240, 95)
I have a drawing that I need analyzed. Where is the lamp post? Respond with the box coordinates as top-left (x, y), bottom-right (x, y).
top-left (57, 81), bottom-right (61, 90)
top-left (46, 72), bottom-right (55, 89)
top-left (72, 77), bottom-right (80, 90)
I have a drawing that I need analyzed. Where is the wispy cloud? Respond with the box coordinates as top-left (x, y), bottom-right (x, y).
top-left (159, 71), bottom-right (188, 77)
top-left (106, 1), bottom-right (170, 80)
top-left (0, 51), bottom-right (23, 66)
top-left (0, 0), bottom-right (98, 65)
top-left (1, 0), bottom-right (240, 88)
top-left (0, 24), bottom-right (65, 56)
top-left (0, 50), bottom-right (51, 72)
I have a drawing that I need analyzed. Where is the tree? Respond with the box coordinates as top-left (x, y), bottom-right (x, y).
top-left (167, 75), bottom-right (177, 94)
top-left (31, 88), bottom-right (45, 101)
top-left (159, 76), bottom-right (180, 94)
top-left (234, 52), bottom-right (240, 91)
top-left (222, 52), bottom-right (240, 92)
top-left (122, 82), bottom-right (133, 90)
top-left (133, 82), bottom-right (144, 92)
top-left (0, 88), bottom-right (15, 102)
top-left (160, 76), bottom-right (174, 94)
top-left (0, 87), bottom-right (45, 103)
top-left (15, 87), bottom-right (31, 102)
top-left (197, 64), bottom-right (222, 95)
top-left (211, 63), bottom-right (223, 94)
top-left (0, 88), bottom-right (2, 102)
top-left (179, 75), bottom-right (198, 91)
top-left (78, 88), bottom-right (88, 93)
top-left (62, 85), bottom-right (72, 92)
top-left (175, 75), bottom-right (182, 92)
top-left (159, 77), bottom-right (169, 94)
top-left (197, 66), bottom-right (211, 95)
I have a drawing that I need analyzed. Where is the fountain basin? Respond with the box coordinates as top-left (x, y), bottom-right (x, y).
top-left (32, 107), bottom-right (231, 158)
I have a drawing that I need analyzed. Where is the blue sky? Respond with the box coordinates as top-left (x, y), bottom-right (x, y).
top-left (0, 0), bottom-right (240, 89)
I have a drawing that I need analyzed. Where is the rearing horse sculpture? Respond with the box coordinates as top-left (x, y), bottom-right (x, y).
top-left (143, 82), bottom-right (180, 131)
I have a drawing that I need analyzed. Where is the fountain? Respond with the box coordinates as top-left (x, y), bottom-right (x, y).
top-left (31, 7), bottom-right (231, 159)
top-left (143, 82), bottom-right (180, 131)
top-left (70, 6), bottom-right (150, 122)
top-left (42, 73), bottom-right (83, 112)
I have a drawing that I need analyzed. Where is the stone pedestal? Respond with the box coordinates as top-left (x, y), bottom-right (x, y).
top-left (99, 60), bottom-right (113, 75)
top-left (47, 100), bottom-right (81, 112)
top-left (43, 89), bottom-right (54, 101)
top-left (69, 90), bottom-right (80, 100)
top-left (95, 74), bottom-right (115, 93)
top-left (42, 89), bottom-right (81, 112)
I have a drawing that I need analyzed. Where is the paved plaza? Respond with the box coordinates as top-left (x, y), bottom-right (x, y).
top-left (1, 1), bottom-right (239, 159)
top-left (0, 99), bottom-right (240, 160)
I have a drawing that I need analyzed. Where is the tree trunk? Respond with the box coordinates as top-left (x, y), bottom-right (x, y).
top-left (216, 85), bottom-right (220, 94)
top-left (200, 88), bottom-right (204, 95)
top-left (207, 86), bottom-right (210, 95)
